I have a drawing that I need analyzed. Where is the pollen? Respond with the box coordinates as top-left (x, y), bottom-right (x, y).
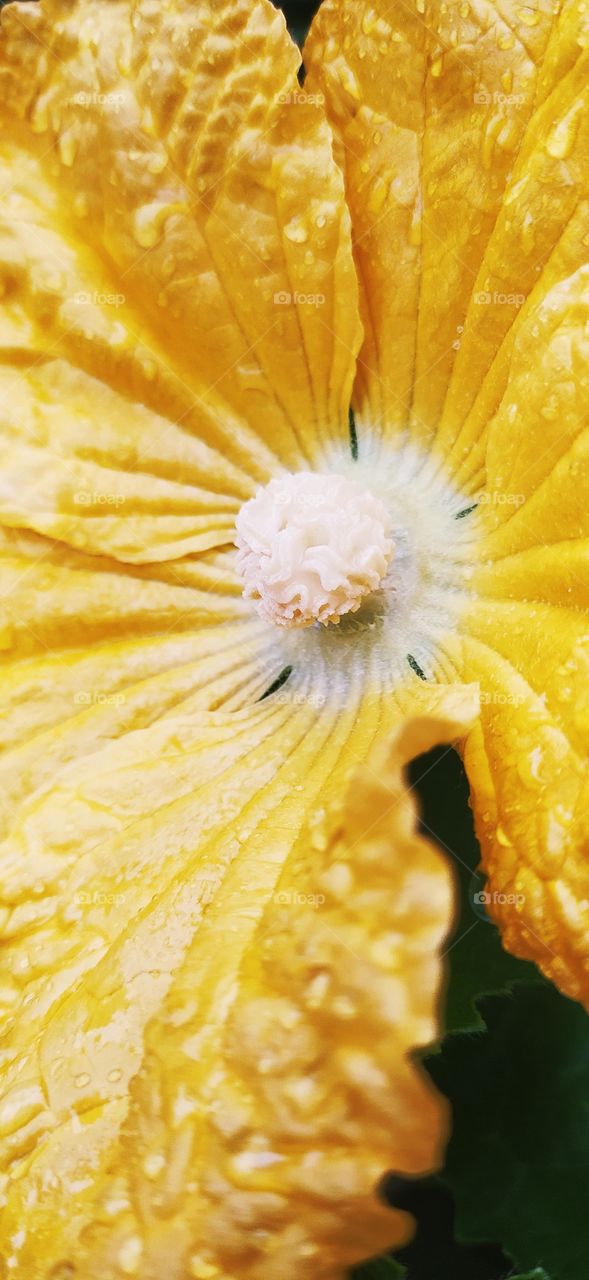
top-left (235, 471), bottom-right (394, 628)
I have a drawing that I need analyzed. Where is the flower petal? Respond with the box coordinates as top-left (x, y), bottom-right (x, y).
top-left (442, 28), bottom-right (589, 476)
top-left (0, 684), bottom-right (478, 1277)
top-left (448, 263), bottom-right (589, 1003)
top-left (456, 626), bottom-right (589, 1004)
top-left (306, 0), bottom-right (589, 1005)
top-left (0, 0), bottom-right (362, 537)
top-left (469, 266), bottom-right (589, 553)
top-left (304, 0), bottom-right (561, 445)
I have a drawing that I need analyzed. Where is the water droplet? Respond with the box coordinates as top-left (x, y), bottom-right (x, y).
top-left (284, 216), bottom-right (308, 243)
top-left (189, 1258), bottom-right (220, 1279)
top-left (541, 393), bottom-right (559, 420)
top-left (368, 176), bottom-right (387, 213)
top-left (73, 192), bottom-right (89, 218)
top-left (338, 62), bottom-right (361, 99)
top-left (143, 1152), bottom-right (165, 1179)
top-left (504, 174), bottom-right (529, 207)
top-left (409, 192), bottom-right (422, 246)
top-left (160, 253), bottom-right (176, 279)
top-left (139, 357), bottom-right (157, 382)
top-left (118, 1236), bottom-right (142, 1276)
top-left (481, 112), bottom-right (503, 170)
top-left (305, 971), bottom-right (330, 1007)
top-left (116, 37), bottom-right (133, 75)
top-left (546, 103), bottom-right (583, 159)
top-left (517, 746), bottom-right (543, 787)
top-left (520, 209), bottom-right (535, 254)
top-left (518, 5), bottom-right (541, 25)
top-left (147, 152), bottom-right (167, 176)
top-left (133, 200), bottom-right (186, 249)
top-left (58, 130), bottom-right (78, 167)
top-left (31, 97), bottom-right (49, 134)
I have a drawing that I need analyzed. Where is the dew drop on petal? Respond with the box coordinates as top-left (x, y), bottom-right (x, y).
top-left (284, 216), bottom-right (308, 243)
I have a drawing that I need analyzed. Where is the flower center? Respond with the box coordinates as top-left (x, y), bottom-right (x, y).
top-left (235, 471), bottom-right (395, 628)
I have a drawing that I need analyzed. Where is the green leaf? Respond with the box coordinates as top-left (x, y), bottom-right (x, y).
top-left (427, 984), bottom-right (589, 1280)
top-left (351, 1258), bottom-right (406, 1279)
top-left (409, 746), bottom-right (546, 1034)
top-left (509, 1271), bottom-right (552, 1280)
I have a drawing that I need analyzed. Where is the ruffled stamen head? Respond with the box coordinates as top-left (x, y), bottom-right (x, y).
top-left (235, 471), bottom-right (395, 628)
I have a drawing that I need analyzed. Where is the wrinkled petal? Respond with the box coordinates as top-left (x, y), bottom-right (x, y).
top-left (0, 528), bottom-right (297, 841)
top-left (442, 21), bottom-right (589, 480)
top-left (448, 264), bottom-right (589, 1002)
top-left (304, 0), bottom-right (562, 447)
top-left (472, 266), bottom-right (589, 554)
top-left (0, 0), bottom-right (362, 562)
top-left (306, 0), bottom-right (589, 1007)
top-left (0, 684), bottom-right (477, 1278)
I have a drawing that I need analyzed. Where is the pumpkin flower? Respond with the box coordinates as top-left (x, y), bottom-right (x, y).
top-left (0, 0), bottom-right (588, 1273)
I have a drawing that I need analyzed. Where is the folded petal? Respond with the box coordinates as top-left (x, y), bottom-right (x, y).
top-left (456, 627), bottom-right (589, 1004)
top-left (442, 31), bottom-right (589, 479)
top-left (445, 261), bottom-right (589, 1003)
top-left (470, 265), bottom-right (589, 554)
top-left (304, 0), bottom-right (561, 446)
top-left (0, 685), bottom-right (478, 1278)
top-left (0, 359), bottom-right (248, 562)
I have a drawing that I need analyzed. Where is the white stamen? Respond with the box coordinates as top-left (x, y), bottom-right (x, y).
top-left (235, 471), bottom-right (394, 628)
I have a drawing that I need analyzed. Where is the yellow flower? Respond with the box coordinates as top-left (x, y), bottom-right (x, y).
top-left (0, 0), bottom-right (587, 1274)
